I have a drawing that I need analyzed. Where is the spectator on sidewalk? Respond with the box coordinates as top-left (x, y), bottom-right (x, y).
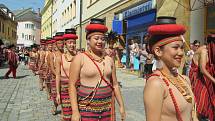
top-left (183, 40), bottom-right (200, 76)
top-left (139, 44), bottom-right (148, 78)
top-left (4, 44), bottom-right (18, 79)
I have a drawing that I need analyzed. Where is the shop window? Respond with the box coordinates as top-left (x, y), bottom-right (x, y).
top-left (73, 0), bottom-right (76, 17)
top-left (25, 35), bottom-right (28, 40)
top-left (0, 21), bottom-right (1, 32)
top-left (8, 27), bottom-right (9, 36)
top-left (2, 23), bottom-right (4, 33)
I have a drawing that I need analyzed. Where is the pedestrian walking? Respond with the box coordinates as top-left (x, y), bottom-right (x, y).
top-left (189, 34), bottom-right (215, 121)
top-left (55, 28), bottom-right (78, 121)
top-left (68, 18), bottom-right (126, 121)
top-left (144, 16), bottom-right (198, 121)
top-left (4, 44), bottom-right (18, 79)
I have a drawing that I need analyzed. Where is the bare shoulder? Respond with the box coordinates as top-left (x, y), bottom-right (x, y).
top-left (74, 53), bottom-right (84, 60)
top-left (144, 74), bottom-right (166, 101)
top-left (105, 55), bottom-right (114, 63)
top-left (105, 55), bottom-right (113, 60)
top-left (145, 76), bottom-right (165, 90)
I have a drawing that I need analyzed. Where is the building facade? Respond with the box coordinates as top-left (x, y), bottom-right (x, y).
top-left (0, 4), bottom-right (17, 45)
top-left (52, 0), bottom-right (80, 35)
top-left (41, 0), bottom-right (80, 40)
top-left (41, 0), bottom-right (53, 39)
top-left (157, 0), bottom-right (215, 44)
top-left (13, 8), bottom-right (41, 47)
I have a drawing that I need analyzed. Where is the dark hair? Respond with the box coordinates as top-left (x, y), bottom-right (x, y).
top-left (148, 34), bottom-right (177, 53)
top-left (193, 40), bottom-right (200, 45)
top-left (8, 44), bottom-right (15, 49)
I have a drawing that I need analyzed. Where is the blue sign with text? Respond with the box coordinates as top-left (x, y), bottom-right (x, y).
top-left (122, 0), bottom-right (155, 19)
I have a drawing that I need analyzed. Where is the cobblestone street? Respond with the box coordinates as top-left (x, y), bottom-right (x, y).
top-left (0, 64), bottom-right (146, 121)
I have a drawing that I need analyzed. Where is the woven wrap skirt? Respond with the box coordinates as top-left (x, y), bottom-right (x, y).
top-left (29, 59), bottom-right (37, 72)
top-left (60, 79), bottom-right (72, 121)
top-left (77, 84), bottom-right (113, 121)
top-left (39, 63), bottom-right (48, 80)
top-left (51, 75), bottom-right (57, 102)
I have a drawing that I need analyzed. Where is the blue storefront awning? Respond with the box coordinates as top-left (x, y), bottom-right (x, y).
top-left (127, 9), bottom-right (156, 34)
top-left (112, 20), bottom-right (123, 35)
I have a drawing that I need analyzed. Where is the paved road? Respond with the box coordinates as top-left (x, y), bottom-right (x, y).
top-left (0, 64), bottom-right (146, 121)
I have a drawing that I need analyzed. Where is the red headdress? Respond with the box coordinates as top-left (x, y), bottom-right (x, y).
top-left (63, 28), bottom-right (78, 40)
top-left (53, 32), bottom-right (64, 41)
top-left (51, 39), bottom-right (56, 43)
top-left (45, 37), bottom-right (52, 44)
top-left (40, 39), bottom-right (46, 45)
top-left (147, 16), bottom-right (186, 52)
top-left (85, 18), bottom-right (108, 39)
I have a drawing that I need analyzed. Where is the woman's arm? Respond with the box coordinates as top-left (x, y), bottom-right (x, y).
top-left (144, 77), bottom-right (165, 121)
top-left (111, 58), bottom-right (126, 120)
top-left (199, 49), bottom-right (215, 84)
top-left (55, 53), bottom-right (61, 104)
top-left (68, 54), bottom-right (82, 121)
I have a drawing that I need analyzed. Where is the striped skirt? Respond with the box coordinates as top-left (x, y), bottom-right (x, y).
top-left (39, 63), bottom-right (48, 80)
top-left (189, 62), bottom-right (214, 121)
top-left (29, 60), bottom-right (37, 72)
top-left (60, 80), bottom-right (72, 121)
top-left (77, 85), bottom-right (113, 121)
top-left (51, 78), bottom-right (57, 102)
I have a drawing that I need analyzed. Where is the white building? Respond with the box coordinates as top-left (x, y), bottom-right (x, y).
top-left (13, 8), bottom-right (41, 47)
top-left (52, 0), bottom-right (80, 36)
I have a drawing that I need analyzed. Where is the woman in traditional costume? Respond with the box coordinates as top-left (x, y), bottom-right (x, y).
top-left (38, 39), bottom-right (47, 91)
top-left (55, 29), bottom-right (78, 121)
top-left (189, 34), bottom-right (215, 121)
top-left (144, 16), bottom-right (198, 121)
top-left (43, 39), bottom-right (53, 100)
top-left (68, 18), bottom-right (126, 121)
top-left (29, 44), bottom-right (39, 75)
top-left (47, 38), bottom-right (59, 115)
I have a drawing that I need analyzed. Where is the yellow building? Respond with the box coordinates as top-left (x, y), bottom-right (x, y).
top-left (0, 4), bottom-right (17, 45)
top-left (41, 0), bottom-right (53, 39)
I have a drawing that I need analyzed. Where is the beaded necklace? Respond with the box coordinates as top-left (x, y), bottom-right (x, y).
top-left (158, 70), bottom-right (194, 121)
top-left (160, 70), bottom-right (193, 103)
top-left (86, 50), bottom-right (105, 63)
top-left (64, 52), bottom-right (74, 62)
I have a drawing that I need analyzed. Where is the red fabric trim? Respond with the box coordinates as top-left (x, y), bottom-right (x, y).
top-left (86, 24), bottom-right (108, 33)
top-left (54, 36), bottom-right (64, 41)
top-left (151, 36), bottom-right (182, 51)
top-left (63, 34), bottom-right (78, 40)
top-left (83, 52), bottom-right (114, 90)
top-left (148, 24), bottom-right (186, 35)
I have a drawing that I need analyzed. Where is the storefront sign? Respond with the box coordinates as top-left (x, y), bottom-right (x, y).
top-left (122, 0), bottom-right (156, 19)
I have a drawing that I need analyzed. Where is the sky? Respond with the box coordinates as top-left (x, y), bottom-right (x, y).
top-left (0, 0), bottom-right (45, 11)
